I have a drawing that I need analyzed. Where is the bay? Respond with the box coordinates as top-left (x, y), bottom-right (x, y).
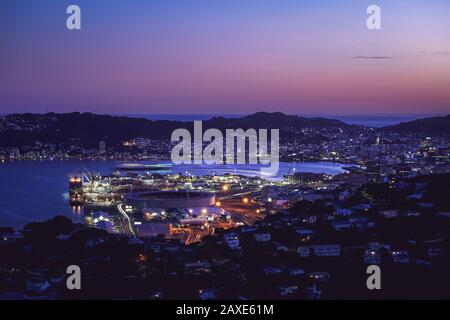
top-left (0, 160), bottom-right (350, 229)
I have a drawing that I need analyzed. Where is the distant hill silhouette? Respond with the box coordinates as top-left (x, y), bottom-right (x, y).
top-left (0, 112), bottom-right (353, 147)
top-left (381, 115), bottom-right (450, 134)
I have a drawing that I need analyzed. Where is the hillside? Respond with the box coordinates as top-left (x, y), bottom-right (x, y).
top-left (0, 112), bottom-right (352, 147)
top-left (381, 115), bottom-right (450, 134)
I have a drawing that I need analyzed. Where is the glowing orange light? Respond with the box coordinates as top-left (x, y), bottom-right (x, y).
top-left (242, 197), bottom-right (249, 204)
top-left (215, 201), bottom-right (221, 207)
top-left (138, 254), bottom-right (147, 262)
top-left (222, 185), bottom-right (229, 192)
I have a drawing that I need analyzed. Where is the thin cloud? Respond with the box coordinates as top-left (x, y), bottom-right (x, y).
top-left (352, 56), bottom-right (393, 60)
top-left (404, 51), bottom-right (450, 57)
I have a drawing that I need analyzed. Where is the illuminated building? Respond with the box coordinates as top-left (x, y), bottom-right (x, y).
top-left (69, 176), bottom-right (83, 206)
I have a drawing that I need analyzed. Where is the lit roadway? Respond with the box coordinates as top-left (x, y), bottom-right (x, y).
top-left (218, 187), bottom-right (261, 201)
top-left (219, 198), bottom-right (265, 226)
top-left (175, 226), bottom-right (215, 245)
top-left (174, 220), bottom-right (237, 245)
top-left (117, 204), bottom-right (135, 236)
top-left (217, 187), bottom-right (265, 225)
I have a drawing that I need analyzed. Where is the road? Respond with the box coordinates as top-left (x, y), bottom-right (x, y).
top-left (217, 187), bottom-right (265, 225)
top-left (177, 226), bottom-right (214, 245)
top-left (117, 204), bottom-right (135, 236)
top-left (218, 187), bottom-right (261, 201)
top-left (220, 197), bottom-right (264, 225)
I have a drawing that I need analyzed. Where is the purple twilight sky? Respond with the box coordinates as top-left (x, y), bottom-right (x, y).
top-left (1, 0), bottom-right (450, 115)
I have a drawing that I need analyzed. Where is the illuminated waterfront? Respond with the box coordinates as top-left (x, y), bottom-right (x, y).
top-left (0, 160), bottom-right (351, 229)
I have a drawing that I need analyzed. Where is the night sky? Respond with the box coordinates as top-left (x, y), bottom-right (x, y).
top-left (1, 0), bottom-right (449, 114)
